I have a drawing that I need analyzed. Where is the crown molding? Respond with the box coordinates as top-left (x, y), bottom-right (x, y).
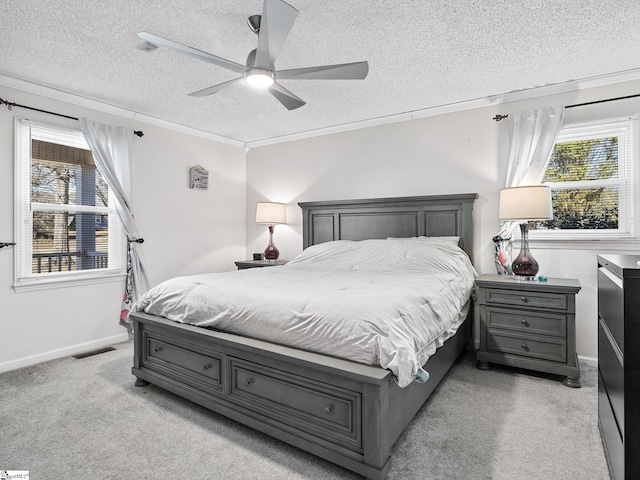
top-left (3, 68), bottom-right (640, 151)
top-left (0, 74), bottom-right (245, 148)
top-left (245, 67), bottom-right (640, 148)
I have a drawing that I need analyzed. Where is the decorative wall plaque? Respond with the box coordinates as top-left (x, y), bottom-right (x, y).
top-left (189, 165), bottom-right (209, 190)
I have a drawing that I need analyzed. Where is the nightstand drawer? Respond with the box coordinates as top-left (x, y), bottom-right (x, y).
top-left (486, 307), bottom-right (566, 337)
top-left (487, 330), bottom-right (566, 363)
top-left (484, 288), bottom-right (567, 311)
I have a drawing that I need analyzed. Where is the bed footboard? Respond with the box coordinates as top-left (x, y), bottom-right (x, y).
top-left (132, 311), bottom-right (397, 479)
top-left (131, 311), bottom-right (470, 480)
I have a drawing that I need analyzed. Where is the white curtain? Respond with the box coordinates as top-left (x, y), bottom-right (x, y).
top-left (494, 106), bottom-right (565, 273)
top-left (79, 118), bottom-right (150, 329)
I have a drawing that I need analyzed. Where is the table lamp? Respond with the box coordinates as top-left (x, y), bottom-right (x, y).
top-left (498, 185), bottom-right (553, 278)
top-left (255, 202), bottom-right (287, 261)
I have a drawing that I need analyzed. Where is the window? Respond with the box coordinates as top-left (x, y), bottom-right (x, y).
top-left (14, 119), bottom-right (125, 290)
top-left (531, 117), bottom-right (638, 240)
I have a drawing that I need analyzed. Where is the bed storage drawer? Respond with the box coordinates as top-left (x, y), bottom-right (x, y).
top-left (486, 330), bottom-right (566, 363)
top-left (485, 307), bottom-right (566, 337)
top-left (483, 288), bottom-right (567, 311)
top-left (229, 357), bottom-right (362, 451)
top-left (143, 334), bottom-right (224, 393)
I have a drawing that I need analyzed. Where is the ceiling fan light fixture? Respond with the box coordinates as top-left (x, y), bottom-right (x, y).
top-left (245, 69), bottom-right (275, 88)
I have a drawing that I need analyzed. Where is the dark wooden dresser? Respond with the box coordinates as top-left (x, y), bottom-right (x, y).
top-left (597, 254), bottom-right (640, 480)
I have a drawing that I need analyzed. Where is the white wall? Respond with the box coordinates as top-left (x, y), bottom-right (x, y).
top-left (130, 123), bottom-right (247, 285)
top-left (0, 85), bottom-right (246, 372)
top-left (246, 79), bottom-right (640, 362)
top-left (3, 77), bottom-right (640, 372)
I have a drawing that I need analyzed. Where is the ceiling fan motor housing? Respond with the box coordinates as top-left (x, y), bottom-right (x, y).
top-left (247, 15), bottom-right (261, 33)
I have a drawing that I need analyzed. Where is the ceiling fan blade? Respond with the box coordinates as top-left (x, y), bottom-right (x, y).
top-left (276, 61), bottom-right (369, 80)
top-left (268, 82), bottom-right (306, 110)
top-left (188, 77), bottom-right (244, 97)
top-left (138, 32), bottom-right (247, 75)
top-left (254, 0), bottom-right (298, 70)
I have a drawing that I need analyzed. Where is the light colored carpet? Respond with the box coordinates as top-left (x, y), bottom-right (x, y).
top-left (0, 341), bottom-right (609, 479)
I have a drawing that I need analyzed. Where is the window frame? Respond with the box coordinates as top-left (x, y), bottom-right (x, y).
top-left (527, 116), bottom-right (639, 242)
top-left (14, 118), bottom-right (126, 292)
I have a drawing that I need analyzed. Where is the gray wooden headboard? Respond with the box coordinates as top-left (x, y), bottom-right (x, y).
top-left (299, 193), bottom-right (478, 261)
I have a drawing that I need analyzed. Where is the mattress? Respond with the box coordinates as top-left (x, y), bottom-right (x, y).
top-left (134, 237), bottom-right (477, 387)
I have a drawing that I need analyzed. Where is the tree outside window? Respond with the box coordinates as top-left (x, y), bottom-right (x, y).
top-left (530, 118), bottom-right (636, 239)
top-left (537, 137), bottom-right (618, 230)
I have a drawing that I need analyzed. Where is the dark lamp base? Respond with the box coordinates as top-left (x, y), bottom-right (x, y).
top-left (264, 246), bottom-right (279, 260)
top-left (512, 222), bottom-right (539, 278)
top-left (512, 253), bottom-right (539, 277)
top-left (264, 224), bottom-right (280, 260)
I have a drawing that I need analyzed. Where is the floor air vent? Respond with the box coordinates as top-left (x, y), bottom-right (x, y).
top-left (73, 346), bottom-right (116, 359)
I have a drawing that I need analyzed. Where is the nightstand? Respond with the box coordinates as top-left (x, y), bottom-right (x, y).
top-left (475, 274), bottom-right (582, 387)
top-left (234, 259), bottom-right (288, 270)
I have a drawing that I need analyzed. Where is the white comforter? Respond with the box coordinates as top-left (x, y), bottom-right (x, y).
top-left (134, 238), bottom-right (476, 387)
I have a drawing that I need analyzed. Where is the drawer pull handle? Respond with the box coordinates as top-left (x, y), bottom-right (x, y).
top-left (153, 347), bottom-right (161, 353)
top-left (521, 319), bottom-right (529, 327)
top-left (324, 405), bottom-right (333, 414)
top-left (202, 364), bottom-right (210, 370)
top-left (244, 378), bottom-right (254, 386)
top-left (521, 343), bottom-right (530, 352)
top-left (520, 296), bottom-right (529, 303)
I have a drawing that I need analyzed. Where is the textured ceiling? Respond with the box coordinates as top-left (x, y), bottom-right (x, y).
top-left (1, 1), bottom-right (640, 146)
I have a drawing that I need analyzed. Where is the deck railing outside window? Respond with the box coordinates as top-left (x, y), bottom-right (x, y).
top-left (32, 251), bottom-right (108, 273)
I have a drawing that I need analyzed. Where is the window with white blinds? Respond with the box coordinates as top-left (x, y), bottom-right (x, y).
top-left (14, 118), bottom-right (125, 289)
top-left (530, 117), bottom-right (638, 240)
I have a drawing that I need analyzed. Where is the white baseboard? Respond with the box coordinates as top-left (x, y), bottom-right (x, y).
top-left (578, 355), bottom-right (598, 367)
top-left (0, 332), bottom-right (130, 373)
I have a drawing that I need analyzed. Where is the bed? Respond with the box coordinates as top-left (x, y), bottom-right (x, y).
top-left (130, 193), bottom-right (478, 480)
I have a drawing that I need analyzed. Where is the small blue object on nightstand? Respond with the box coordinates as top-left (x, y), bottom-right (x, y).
top-left (538, 275), bottom-right (548, 282)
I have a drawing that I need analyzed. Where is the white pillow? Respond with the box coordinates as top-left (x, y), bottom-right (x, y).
top-left (386, 236), bottom-right (460, 245)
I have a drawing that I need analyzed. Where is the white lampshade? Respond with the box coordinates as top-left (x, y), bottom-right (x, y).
top-left (255, 202), bottom-right (287, 225)
top-left (498, 186), bottom-right (553, 221)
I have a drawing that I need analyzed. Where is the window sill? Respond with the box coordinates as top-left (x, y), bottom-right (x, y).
top-left (513, 237), bottom-right (640, 251)
top-left (13, 270), bottom-right (127, 293)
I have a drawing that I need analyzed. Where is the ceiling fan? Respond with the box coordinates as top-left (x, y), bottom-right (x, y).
top-left (138, 0), bottom-right (369, 110)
